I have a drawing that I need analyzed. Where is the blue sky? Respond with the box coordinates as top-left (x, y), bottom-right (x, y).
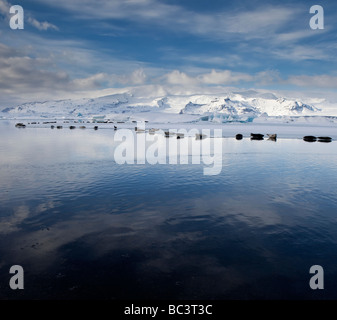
top-left (0, 0), bottom-right (337, 105)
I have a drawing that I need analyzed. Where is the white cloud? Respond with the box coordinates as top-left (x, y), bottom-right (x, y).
top-left (165, 70), bottom-right (199, 86)
top-left (0, 43), bottom-right (98, 94)
top-left (25, 0), bottom-right (328, 67)
top-left (270, 45), bottom-right (331, 62)
top-left (30, 0), bottom-right (305, 43)
top-left (0, 48), bottom-right (149, 95)
top-left (130, 68), bottom-right (147, 85)
top-left (0, 40), bottom-right (156, 105)
top-left (164, 69), bottom-right (255, 87)
top-left (0, 0), bottom-right (10, 15)
top-left (118, 68), bottom-right (147, 85)
top-left (199, 69), bottom-right (253, 85)
top-left (224, 7), bottom-right (297, 36)
top-left (0, 41), bottom-right (17, 58)
top-left (30, 0), bottom-right (178, 22)
top-left (3, 0), bottom-right (330, 69)
top-left (70, 69), bottom-right (148, 89)
top-left (0, 0), bottom-right (58, 31)
top-left (0, 40), bottom-right (281, 105)
top-left (287, 75), bottom-right (337, 88)
top-left (27, 17), bottom-right (59, 31)
top-left (276, 30), bottom-right (318, 43)
top-left (255, 70), bottom-right (281, 86)
top-left (71, 73), bottom-right (107, 90)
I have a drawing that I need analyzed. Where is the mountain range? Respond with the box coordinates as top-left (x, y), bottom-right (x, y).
top-left (0, 89), bottom-right (328, 123)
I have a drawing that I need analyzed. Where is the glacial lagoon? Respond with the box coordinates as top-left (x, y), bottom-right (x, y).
top-left (1, 120), bottom-right (337, 299)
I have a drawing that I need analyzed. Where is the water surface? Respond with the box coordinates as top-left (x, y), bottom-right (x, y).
top-left (1, 121), bottom-right (337, 299)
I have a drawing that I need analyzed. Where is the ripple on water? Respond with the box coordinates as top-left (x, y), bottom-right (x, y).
top-left (1, 126), bottom-right (337, 299)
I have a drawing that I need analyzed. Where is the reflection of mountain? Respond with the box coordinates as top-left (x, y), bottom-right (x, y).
top-left (1, 90), bottom-right (321, 121)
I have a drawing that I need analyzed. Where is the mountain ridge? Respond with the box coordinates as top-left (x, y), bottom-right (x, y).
top-left (0, 90), bottom-right (322, 121)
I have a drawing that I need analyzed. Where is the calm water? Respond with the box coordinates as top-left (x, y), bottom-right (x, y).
top-left (1, 120), bottom-right (337, 300)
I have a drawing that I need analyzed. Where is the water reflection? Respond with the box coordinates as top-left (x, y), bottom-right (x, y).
top-left (1, 121), bottom-right (337, 299)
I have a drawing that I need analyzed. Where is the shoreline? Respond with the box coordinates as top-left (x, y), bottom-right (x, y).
top-left (3, 118), bottom-right (336, 140)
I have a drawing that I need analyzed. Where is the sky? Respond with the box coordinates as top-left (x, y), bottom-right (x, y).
top-left (1, 0), bottom-right (337, 106)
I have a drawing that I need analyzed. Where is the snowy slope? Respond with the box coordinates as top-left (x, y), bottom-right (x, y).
top-left (0, 89), bottom-right (325, 122)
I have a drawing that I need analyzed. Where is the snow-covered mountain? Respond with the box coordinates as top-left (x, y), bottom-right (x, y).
top-left (0, 89), bottom-right (322, 122)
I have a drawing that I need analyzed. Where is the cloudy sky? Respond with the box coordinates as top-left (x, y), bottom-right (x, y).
top-left (0, 0), bottom-right (337, 106)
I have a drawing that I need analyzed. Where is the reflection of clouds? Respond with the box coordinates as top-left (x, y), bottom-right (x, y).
top-left (2, 192), bottom-right (283, 271)
top-left (2, 209), bottom-right (150, 271)
top-left (2, 190), bottom-right (337, 297)
top-left (1, 122), bottom-right (337, 298)
top-left (0, 125), bottom-right (262, 163)
top-left (188, 194), bottom-right (283, 227)
top-left (0, 201), bottom-right (60, 235)
top-left (0, 128), bottom-right (118, 166)
top-left (35, 201), bottom-right (58, 214)
top-left (223, 197), bottom-right (282, 227)
top-left (144, 254), bottom-right (246, 297)
top-left (0, 205), bottom-right (29, 234)
top-left (2, 208), bottom-right (261, 297)
top-left (0, 127), bottom-right (121, 201)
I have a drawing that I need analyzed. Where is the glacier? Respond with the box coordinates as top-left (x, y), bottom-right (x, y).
top-left (0, 88), bottom-right (333, 125)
